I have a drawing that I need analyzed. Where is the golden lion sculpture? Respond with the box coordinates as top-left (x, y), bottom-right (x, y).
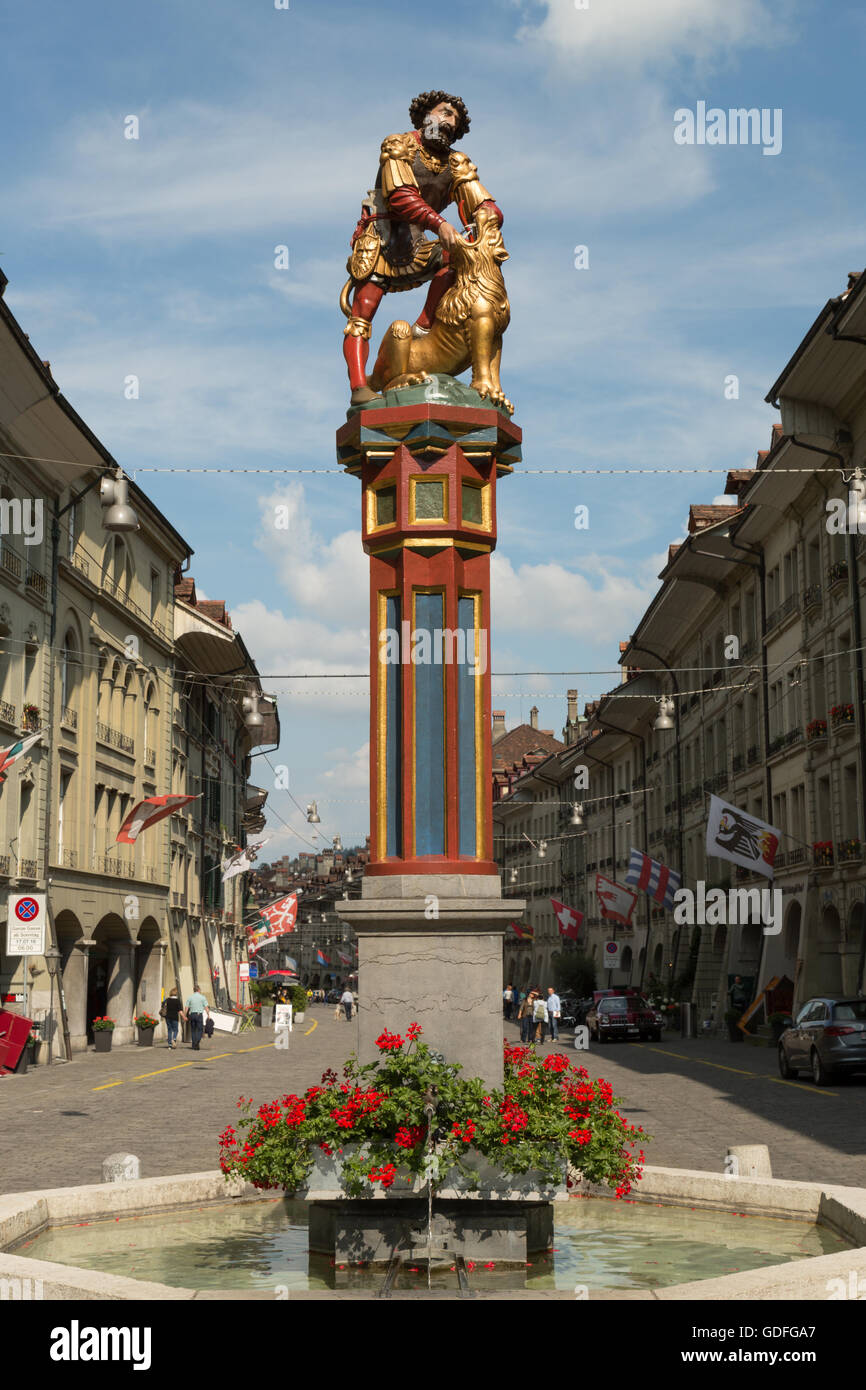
top-left (343, 208), bottom-right (513, 415)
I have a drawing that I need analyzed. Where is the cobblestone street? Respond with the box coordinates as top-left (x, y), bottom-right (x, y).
top-left (2, 1010), bottom-right (864, 1194)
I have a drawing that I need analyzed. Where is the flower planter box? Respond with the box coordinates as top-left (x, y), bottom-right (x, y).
top-left (137, 1028), bottom-right (155, 1046)
top-left (296, 1145), bottom-right (567, 1202)
top-left (93, 1031), bottom-right (113, 1053)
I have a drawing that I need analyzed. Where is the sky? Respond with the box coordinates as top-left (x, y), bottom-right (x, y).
top-left (4, 0), bottom-right (865, 855)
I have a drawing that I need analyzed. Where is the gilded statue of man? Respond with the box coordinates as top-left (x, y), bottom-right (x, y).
top-left (340, 90), bottom-right (503, 405)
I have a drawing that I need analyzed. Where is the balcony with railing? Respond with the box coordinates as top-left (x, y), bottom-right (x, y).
top-left (60, 849), bottom-right (77, 868)
top-left (813, 841), bottom-right (834, 870)
top-left (60, 706), bottom-right (78, 731)
top-left (0, 542), bottom-right (23, 580)
top-left (102, 573), bottom-right (167, 639)
top-left (828, 560), bottom-right (849, 593)
top-left (765, 592), bottom-right (799, 635)
top-left (0, 700), bottom-right (15, 725)
top-left (732, 752), bottom-right (745, 773)
top-left (830, 703), bottom-right (855, 733)
top-left (25, 565), bottom-right (48, 600)
top-left (803, 583), bottom-right (822, 613)
top-left (704, 771), bottom-right (729, 794)
top-left (17, 859), bottom-right (38, 879)
top-left (144, 745), bottom-right (156, 767)
top-left (96, 720), bottom-right (134, 754)
top-left (787, 846), bottom-right (806, 866)
top-left (71, 552), bottom-right (90, 580)
top-left (806, 718), bottom-right (828, 745)
top-left (769, 727), bottom-right (804, 757)
top-left (837, 838), bottom-right (863, 866)
top-left (94, 854), bottom-right (131, 877)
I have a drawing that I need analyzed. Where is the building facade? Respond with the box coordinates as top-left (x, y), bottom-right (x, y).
top-left (0, 269), bottom-right (277, 1056)
top-left (494, 269), bottom-right (866, 1022)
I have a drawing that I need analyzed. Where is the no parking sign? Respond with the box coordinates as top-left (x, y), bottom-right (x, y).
top-left (6, 892), bottom-right (46, 956)
top-left (603, 939), bottom-right (621, 968)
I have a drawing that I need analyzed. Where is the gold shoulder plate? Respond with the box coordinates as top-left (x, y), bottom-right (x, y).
top-left (380, 132), bottom-right (418, 164)
top-left (449, 149), bottom-right (479, 185)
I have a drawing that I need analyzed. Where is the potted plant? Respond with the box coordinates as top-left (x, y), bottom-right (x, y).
top-left (22, 703), bottom-right (41, 732)
top-left (292, 985), bottom-right (307, 1024)
top-left (219, 1027), bottom-right (648, 1202)
top-left (768, 1011), bottom-right (793, 1043)
top-left (134, 1012), bottom-right (159, 1046)
top-left (92, 1016), bottom-right (115, 1052)
top-left (724, 1009), bottom-right (743, 1043)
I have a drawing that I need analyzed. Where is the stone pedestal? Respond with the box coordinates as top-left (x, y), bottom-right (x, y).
top-left (308, 1198), bottom-right (553, 1267)
top-left (337, 876), bottom-right (523, 1088)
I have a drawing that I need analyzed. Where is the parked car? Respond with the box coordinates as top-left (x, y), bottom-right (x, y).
top-left (778, 996), bottom-right (866, 1085)
top-left (586, 994), bottom-right (661, 1043)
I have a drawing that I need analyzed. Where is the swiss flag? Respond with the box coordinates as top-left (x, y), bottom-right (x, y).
top-left (117, 794), bottom-right (199, 844)
top-left (551, 897), bottom-right (583, 940)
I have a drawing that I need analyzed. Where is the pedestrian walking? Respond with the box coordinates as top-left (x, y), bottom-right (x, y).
top-left (503, 983), bottom-right (514, 1021)
top-left (518, 990), bottom-right (534, 1044)
top-left (533, 990), bottom-right (547, 1043)
top-left (340, 987), bottom-right (354, 1021)
top-left (160, 987), bottom-right (181, 1050)
top-left (183, 984), bottom-right (210, 1051)
top-left (546, 986), bottom-right (561, 1042)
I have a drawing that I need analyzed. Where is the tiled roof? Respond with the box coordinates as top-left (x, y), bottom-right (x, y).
top-left (491, 723), bottom-right (563, 769)
top-left (688, 503), bottom-right (739, 534)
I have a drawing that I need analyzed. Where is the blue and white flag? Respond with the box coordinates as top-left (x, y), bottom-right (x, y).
top-left (625, 848), bottom-right (681, 910)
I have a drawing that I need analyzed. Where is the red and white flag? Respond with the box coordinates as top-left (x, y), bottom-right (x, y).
top-left (595, 874), bottom-right (638, 926)
top-left (117, 794), bottom-right (199, 844)
top-left (510, 921), bottom-right (535, 940)
top-left (247, 894), bottom-right (298, 955)
top-left (338, 951), bottom-right (352, 966)
top-left (551, 897), bottom-right (583, 941)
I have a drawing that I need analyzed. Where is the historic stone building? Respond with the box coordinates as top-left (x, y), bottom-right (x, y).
top-left (494, 269), bottom-right (866, 1021)
top-left (0, 269), bottom-right (276, 1054)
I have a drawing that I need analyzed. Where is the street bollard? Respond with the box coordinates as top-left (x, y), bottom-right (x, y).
top-left (680, 1002), bottom-right (696, 1038)
top-left (103, 1152), bottom-right (141, 1182)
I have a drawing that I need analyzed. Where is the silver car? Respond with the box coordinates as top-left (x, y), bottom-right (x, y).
top-left (778, 996), bottom-right (866, 1085)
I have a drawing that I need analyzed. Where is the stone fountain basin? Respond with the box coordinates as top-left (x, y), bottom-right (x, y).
top-left (1, 1167), bottom-right (865, 1300)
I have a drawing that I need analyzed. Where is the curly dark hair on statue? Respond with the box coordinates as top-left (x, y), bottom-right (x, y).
top-left (409, 90), bottom-right (470, 142)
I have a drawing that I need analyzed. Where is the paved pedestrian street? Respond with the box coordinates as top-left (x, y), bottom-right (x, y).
top-left (2, 1011), bottom-right (863, 1194)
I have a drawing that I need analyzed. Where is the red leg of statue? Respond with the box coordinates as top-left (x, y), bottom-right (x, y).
top-left (415, 266), bottom-right (454, 330)
top-left (343, 281), bottom-right (384, 390)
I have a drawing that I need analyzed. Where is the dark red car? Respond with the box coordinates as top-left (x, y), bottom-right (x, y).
top-left (586, 994), bottom-right (661, 1043)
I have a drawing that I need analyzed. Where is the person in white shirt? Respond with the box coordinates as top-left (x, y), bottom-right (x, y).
top-left (340, 988), bottom-right (355, 1021)
top-left (546, 986), bottom-right (562, 1042)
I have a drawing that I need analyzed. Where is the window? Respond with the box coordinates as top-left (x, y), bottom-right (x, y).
top-left (58, 770), bottom-right (72, 857)
top-left (60, 630), bottom-right (78, 711)
top-left (150, 569), bottom-right (161, 620)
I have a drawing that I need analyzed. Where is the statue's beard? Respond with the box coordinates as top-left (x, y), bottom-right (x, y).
top-left (421, 116), bottom-right (454, 152)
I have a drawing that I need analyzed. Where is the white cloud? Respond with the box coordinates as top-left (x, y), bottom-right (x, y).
top-left (518, 0), bottom-right (781, 72)
top-left (321, 742), bottom-right (369, 790)
top-left (13, 103), bottom-right (368, 241)
top-left (491, 551), bottom-right (652, 643)
top-left (252, 483), bottom-right (368, 628)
